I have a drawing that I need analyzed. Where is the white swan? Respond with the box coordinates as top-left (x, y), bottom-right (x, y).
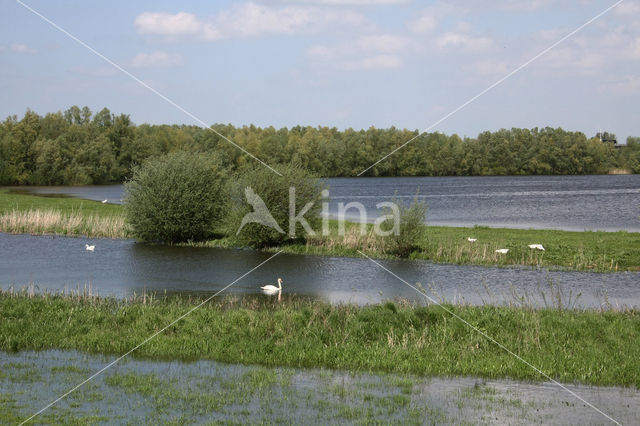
top-left (528, 244), bottom-right (545, 251)
top-left (467, 237), bottom-right (477, 242)
top-left (85, 244), bottom-right (95, 251)
top-left (101, 199), bottom-right (108, 204)
top-left (495, 248), bottom-right (509, 254)
top-left (261, 278), bottom-right (282, 294)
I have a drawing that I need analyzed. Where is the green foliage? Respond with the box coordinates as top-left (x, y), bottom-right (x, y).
top-left (227, 162), bottom-right (324, 247)
top-left (619, 137), bottom-right (640, 173)
top-left (124, 152), bottom-right (227, 243)
top-left (0, 107), bottom-right (636, 184)
top-left (382, 196), bottom-right (428, 257)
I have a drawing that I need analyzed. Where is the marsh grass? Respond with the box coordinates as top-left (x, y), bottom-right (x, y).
top-left (0, 209), bottom-right (126, 238)
top-left (0, 189), bottom-right (126, 238)
top-left (1, 291), bottom-right (638, 387)
top-left (296, 221), bottom-right (640, 272)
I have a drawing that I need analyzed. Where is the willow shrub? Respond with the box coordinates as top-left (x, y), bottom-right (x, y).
top-left (227, 163), bottom-right (325, 248)
top-left (124, 152), bottom-right (227, 243)
top-left (382, 196), bottom-right (427, 257)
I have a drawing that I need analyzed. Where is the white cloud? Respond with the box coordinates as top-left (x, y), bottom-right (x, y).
top-left (436, 31), bottom-right (493, 52)
top-left (356, 34), bottom-right (411, 52)
top-left (131, 51), bottom-right (182, 68)
top-left (135, 12), bottom-right (202, 36)
top-left (613, 0), bottom-right (640, 16)
top-left (283, 0), bottom-right (408, 4)
top-left (601, 75), bottom-right (640, 95)
top-left (541, 46), bottom-right (605, 74)
top-left (308, 33), bottom-right (409, 69)
top-left (10, 43), bottom-right (37, 54)
top-left (407, 14), bottom-right (437, 34)
top-left (473, 59), bottom-right (510, 75)
top-left (307, 45), bottom-right (337, 60)
top-left (135, 2), bottom-right (370, 41)
top-left (341, 54), bottom-right (402, 69)
top-left (407, 3), bottom-right (463, 35)
top-left (627, 37), bottom-right (640, 60)
top-left (492, 0), bottom-right (556, 12)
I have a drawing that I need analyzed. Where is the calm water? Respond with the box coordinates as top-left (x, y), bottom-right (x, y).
top-left (3, 349), bottom-right (638, 424)
top-left (1, 233), bottom-right (638, 308)
top-left (9, 174), bottom-right (640, 231)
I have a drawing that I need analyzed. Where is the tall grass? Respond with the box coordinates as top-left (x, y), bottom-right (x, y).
top-left (1, 292), bottom-right (638, 387)
top-left (0, 209), bottom-right (126, 238)
top-left (298, 221), bottom-right (640, 272)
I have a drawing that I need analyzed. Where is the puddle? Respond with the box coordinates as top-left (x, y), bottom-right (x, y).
top-left (1, 350), bottom-right (637, 424)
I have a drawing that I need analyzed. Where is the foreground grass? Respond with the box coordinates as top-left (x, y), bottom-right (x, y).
top-left (1, 292), bottom-right (638, 388)
top-left (2, 189), bottom-right (639, 271)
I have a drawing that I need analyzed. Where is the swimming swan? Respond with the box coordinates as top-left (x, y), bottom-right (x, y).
top-left (85, 244), bottom-right (95, 251)
top-left (261, 278), bottom-right (282, 294)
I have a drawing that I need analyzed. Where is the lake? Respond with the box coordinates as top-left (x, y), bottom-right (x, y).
top-left (1, 233), bottom-right (638, 309)
top-left (9, 174), bottom-right (640, 231)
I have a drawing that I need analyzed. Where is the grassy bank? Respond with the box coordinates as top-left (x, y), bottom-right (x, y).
top-left (204, 220), bottom-right (640, 272)
top-left (2, 189), bottom-right (639, 271)
top-left (1, 292), bottom-right (639, 387)
top-left (0, 189), bottom-right (127, 238)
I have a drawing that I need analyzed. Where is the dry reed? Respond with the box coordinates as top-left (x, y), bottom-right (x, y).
top-left (0, 209), bottom-right (126, 239)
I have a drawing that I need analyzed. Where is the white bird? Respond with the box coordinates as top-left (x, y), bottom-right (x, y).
top-left (261, 278), bottom-right (282, 295)
top-left (495, 248), bottom-right (509, 254)
top-left (528, 244), bottom-right (545, 251)
top-left (467, 237), bottom-right (477, 242)
top-left (101, 199), bottom-right (108, 203)
top-left (85, 244), bottom-right (95, 251)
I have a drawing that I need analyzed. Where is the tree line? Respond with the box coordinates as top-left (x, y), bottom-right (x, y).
top-left (1, 106), bottom-right (638, 185)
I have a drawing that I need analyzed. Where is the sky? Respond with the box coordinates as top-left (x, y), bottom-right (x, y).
top-left (1, 0), bottom-right (639, 144)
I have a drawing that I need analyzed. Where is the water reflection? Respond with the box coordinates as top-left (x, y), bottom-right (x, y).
top-left (1, 233), bottom-right (638, 309)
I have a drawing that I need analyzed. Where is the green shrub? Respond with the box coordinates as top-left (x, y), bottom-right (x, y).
top-left (382, 195), bottom-right (427, 257)
top-left (227, 163), bottom-right (325, 247)
top-left (124, 152), bottom-right (227, 243)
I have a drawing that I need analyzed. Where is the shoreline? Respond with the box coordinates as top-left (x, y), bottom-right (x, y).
top-left (1, 189), bottom-right (639, 272)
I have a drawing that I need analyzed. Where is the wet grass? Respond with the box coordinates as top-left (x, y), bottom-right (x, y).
top-left (1, 292), bottom-right (638, 388)
top-left (0, 353), bottom-right (454, 424)
top-left (291, 221), bottom-right (640, 272)
top-left (192, 220), bottom-right (640, 272)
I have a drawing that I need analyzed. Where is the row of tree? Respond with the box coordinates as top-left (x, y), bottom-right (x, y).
top-left (1, 106), bottom-right (638, 185)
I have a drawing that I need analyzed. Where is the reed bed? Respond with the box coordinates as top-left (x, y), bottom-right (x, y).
top-left (0, 209), bottom-right (127, 238)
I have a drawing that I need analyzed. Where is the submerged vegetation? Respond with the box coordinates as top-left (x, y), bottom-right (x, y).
top-left (1, 292), bottom-right (639, 387)
top-left (1, 106), bottom-right (639, 186)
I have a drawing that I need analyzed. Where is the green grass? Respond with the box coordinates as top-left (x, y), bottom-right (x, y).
top-left (1, 190), bottom-right (639, 271)
top-left (1, 292), bottom-right (638, 387)
top-left (200, 220), bottom-right (640, 272)
top-left (0, 189), bottom-right (123, 218)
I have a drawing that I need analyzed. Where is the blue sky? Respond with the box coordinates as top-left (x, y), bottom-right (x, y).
top-left (1, 0), bottom-right (638, 143)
